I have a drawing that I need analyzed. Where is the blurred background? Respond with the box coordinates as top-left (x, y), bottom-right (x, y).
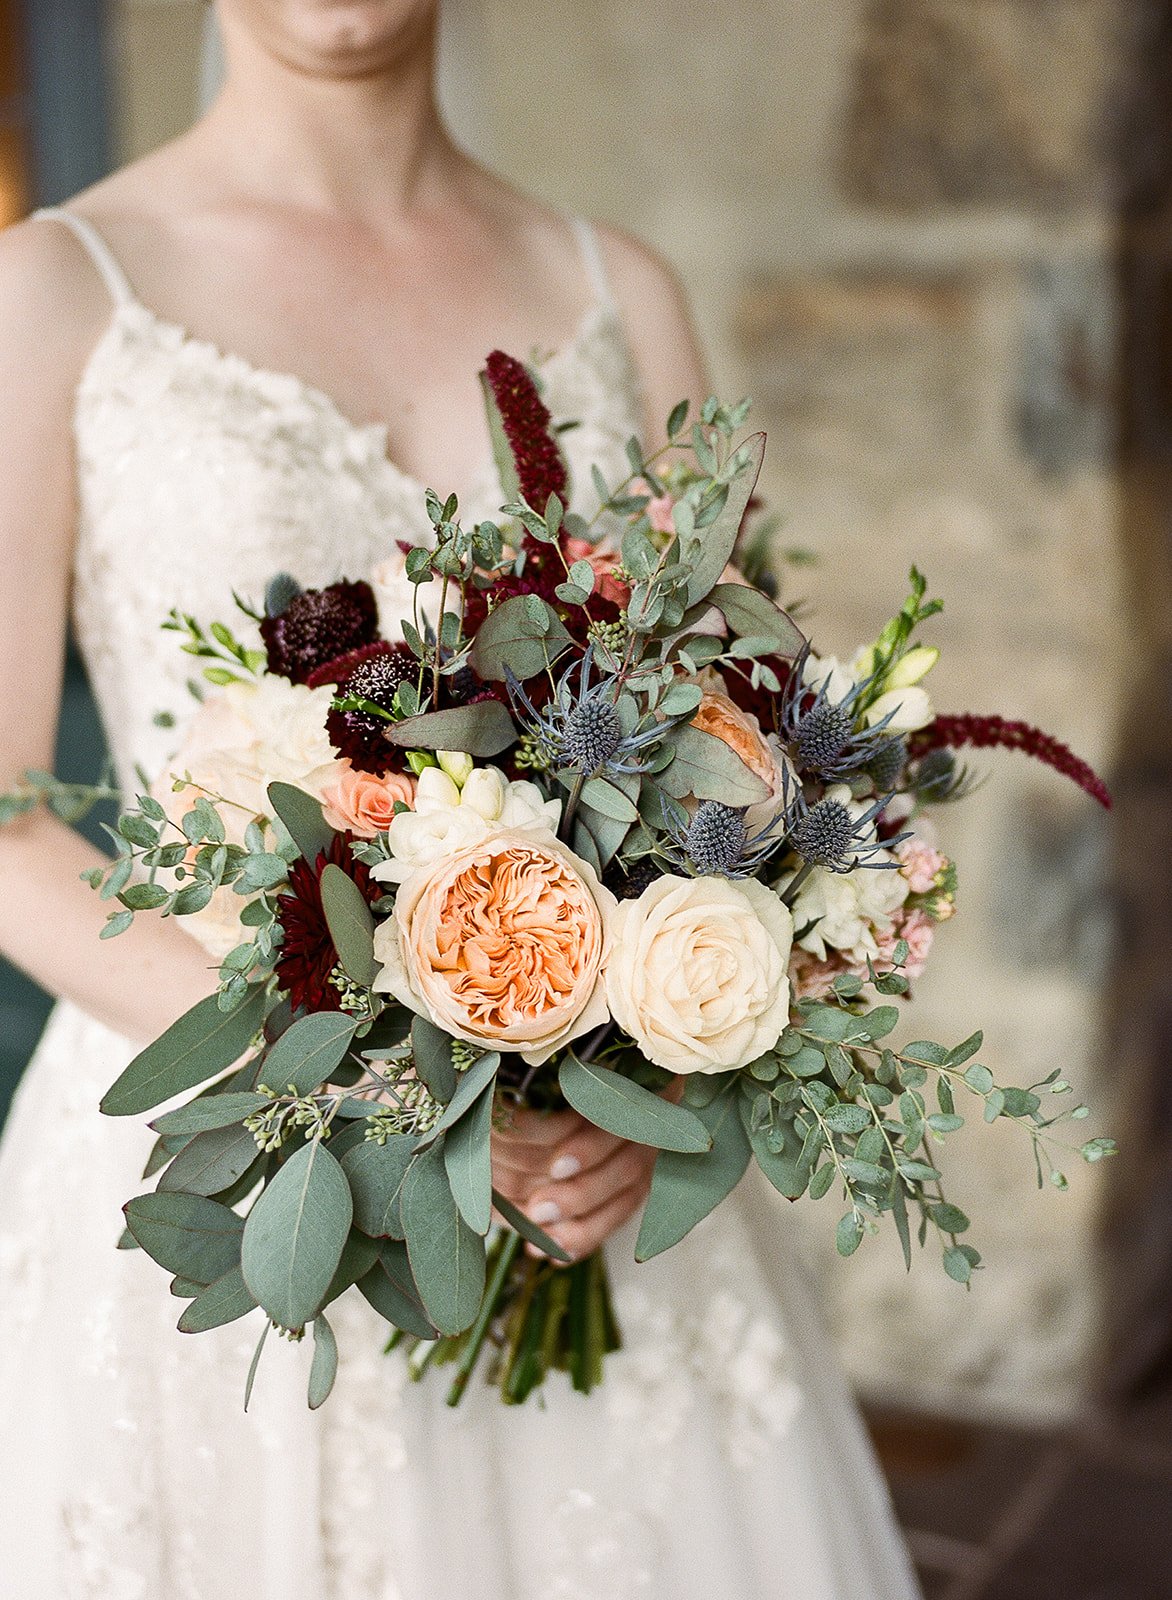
top-left (2, 3), bottom-right (1170, 1594)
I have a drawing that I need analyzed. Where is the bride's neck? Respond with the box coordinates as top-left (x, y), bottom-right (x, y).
top-left (196, 18), bottom-right (459, 219)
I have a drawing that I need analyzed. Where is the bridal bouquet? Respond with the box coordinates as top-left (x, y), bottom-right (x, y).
top-left (16, 352), bottom-right (1114, 1409)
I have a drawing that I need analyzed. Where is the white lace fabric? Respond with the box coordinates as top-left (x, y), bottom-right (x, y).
top-left (0, 212), bottom-right (921, 1599)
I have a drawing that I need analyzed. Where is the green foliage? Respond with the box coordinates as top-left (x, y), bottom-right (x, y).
top-left (468, 593), bottom-right (573, 682)
top-left (558, 1053), bottom-right (711, 1152)
top-left (123, 1191), bottom-right (244, 1284)
top-left (101, 988), bottom-right (268, 1117)
top-left (399, 1141), bottom-right (487, 1335)
top-left (383, 701), bottom-right (517, 758)
top-left (241, 1138), bottom-right (353, 1331)
top-left (258, 1011), bottom-right (359, 1099)
top-left (636, 1085), bottom-right (751, 1260)
top-left (319, 865), bottom-right (379, 990)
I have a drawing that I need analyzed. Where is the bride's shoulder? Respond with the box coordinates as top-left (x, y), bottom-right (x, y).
top-left (587, 221), bottom-right (710, 431)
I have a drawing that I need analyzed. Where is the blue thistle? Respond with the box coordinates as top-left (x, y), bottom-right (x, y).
top-left (507, 646), bottom-right (666, 779)
top-left (779, 771), bottom-right (908, 874)
top-left (658, 797), bottom-right (790, 880)
top-left (781, 643), bottom-right (903, 781)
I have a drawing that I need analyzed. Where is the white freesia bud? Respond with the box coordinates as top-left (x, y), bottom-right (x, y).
top-left (801, 652), bottom-right (859, 703)
top-left (415, 766), bottom-right (462, 811)
top-left (884, 646), bottom-right (939, 690)
top-left (437, 750), bottom-right (474, 788)
top-left (460, 766), bottom-right (506, 821)
top-left (863, 685), bottom-right (934, 734)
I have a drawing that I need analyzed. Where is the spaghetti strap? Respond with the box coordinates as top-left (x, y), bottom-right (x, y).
top-left (32, 206), bottom-right (137, 308)
top-left (568, 215), bottom-right (614, 308)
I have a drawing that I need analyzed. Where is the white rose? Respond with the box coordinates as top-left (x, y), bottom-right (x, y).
top-left (371, 548), bottom-right (451, 644)
top-left (605, 875), bottom-right (794, 1075)
top-left (243, 677), bottom-right (338, 792)
top-left (372, 764), bottom-right (561, 885)
top-left (786, 860), bottom-right (908, 963)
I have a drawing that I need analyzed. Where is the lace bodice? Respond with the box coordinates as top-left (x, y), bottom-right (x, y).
top-left (38, 207), bottom-right (644, 793)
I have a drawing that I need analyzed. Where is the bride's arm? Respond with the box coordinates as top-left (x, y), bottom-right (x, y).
top-left (0, 220), bottom-right (217, 1045)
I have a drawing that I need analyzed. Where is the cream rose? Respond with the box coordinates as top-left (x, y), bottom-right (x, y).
top-left (605, 875), bottom-right (794, 1075)
top-left (373, 829), bottom-right (615, 1065)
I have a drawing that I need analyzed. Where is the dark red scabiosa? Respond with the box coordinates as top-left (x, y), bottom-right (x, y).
top-left (909, 714), bottom-right (1112, 810)
top-left (260, 580), bottom-right (379, 685)
top-left (275, 835), bottom-right (379, 1013)
top-left (482, 349), bottom-right (568, 510)
top-left (308, 641), bottom-right (417, 775)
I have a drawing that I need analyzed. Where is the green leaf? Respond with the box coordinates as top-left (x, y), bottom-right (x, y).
top-left (411, 1016), bottom-right (458, 1103)
top-left (322, 1229), bottom-right (380, 1306)
top-left (158, 1122), bottom-right (260, 1197)
top-left (684, 433), bottom-right (765, 605)
top-left (696, 581), bottom-right (804, 658)
top-left (319, 864), bottom-right (379, 989)
top-left (822, 1104), bottom-right (872, 1135)
top-left (399, 1141), bottom-right (486, 1335)
top-left (491, 1189), bottom-right (572, 1263)
top-left (808, 1162), bottom-right (836, 1201)
top-left (244, 1320), bottom-right (270, 1412)
top-left (655, 723), bottom-right (769, 807)
top-left (963, 1063), bottom-right (995, 1095)
top-left (836, 1211), bottom-right (864, 1257)
top-left (745, 1104), bottom-right (812, 1199)
top-left (356, 1242), bottom-right (436, 1339)
top-left (578, 777), bottom-right (639, 823)
top-left (151, 1091), bottom-right (270, 1137)
top-left (123, 1191), bottom-right (244, 1282)
top-left (422, 1052), bottom-right (500, 1144)
top-left (383, 701), bottom-right (518, 758)
top-left (258, 1011), bottom-right (359, 1098)
top-left (308, 1313), bottom-right (339, 1409)
top-left (341, 1135), bottom-right (418, 1238)
top-left (559, 1054), bottom-right (711, 1152)
top-left (241, 1139), bottom-right (353, 1330)
top-left (267, 782), bottom-right (334, 862)
top-left (467, 592), bottom-right (574, 683)
top-left (177, 1263), bottom-right (258, 1333)
top-left (443, 1084), bottom-right (495, 1234)
top-left (101, 986), bottom-right (268, 1117)
top-left (943, 1245), bottom-right (973, 1283)
top-left (635, 1088), bottom-right (751, 1261)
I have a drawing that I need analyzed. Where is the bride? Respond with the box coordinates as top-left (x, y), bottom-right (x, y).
top-left (0, 3), bottom-right (922, 1596)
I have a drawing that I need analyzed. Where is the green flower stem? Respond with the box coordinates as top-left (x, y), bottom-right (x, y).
top-left (445, 1229), bottom-right (522, 1407)
top-left (558, 770), bottom-right (586, 843)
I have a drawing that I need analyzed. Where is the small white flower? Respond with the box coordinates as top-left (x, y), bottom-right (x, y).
top-left (371, 764), bottom-right (561, 884)
top-left (863, 685), bottom-right (934, 734)
top-left (436, 750), bottom-right (474, 788)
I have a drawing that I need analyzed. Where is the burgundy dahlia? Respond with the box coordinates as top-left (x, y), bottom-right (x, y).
top-left (260, 580), bottom-right (379, 685)
top-left (275, 836), bottom-right (379, 1013)
top-left (310, 641), bottom-right (417, 775)
top-left (909, 713), bottom-right (1112, 810)
top-left (482, 350), bottom-right (569, 509)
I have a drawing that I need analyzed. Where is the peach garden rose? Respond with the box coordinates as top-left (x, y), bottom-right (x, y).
top-left (689, 679), bottom-right (794, 831)
top-left (373, 828), bottom-right (616, 1065)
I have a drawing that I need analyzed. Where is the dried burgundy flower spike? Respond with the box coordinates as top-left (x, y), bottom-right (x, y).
top-left (910, 714), bottom-right (1112, 810)
top-left (260, 580), bottom-right (379, 685)
top-left (481, 349), bottom-right (568, 509)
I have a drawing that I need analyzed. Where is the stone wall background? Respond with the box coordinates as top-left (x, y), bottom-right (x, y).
top-left (111, 0), bottom-right (1162, 1422)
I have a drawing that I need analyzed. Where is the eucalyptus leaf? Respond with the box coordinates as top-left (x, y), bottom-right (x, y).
top-left (691, 582), bottom-right (804, 659)
top-left (151, 1093), bottom-right (270, 1138)
top-left (491, 1190), bottom-right (572, 1263)
top-left (422, 1052), bottom-right (500, 1144)
top-left (177, 1263), bottom-right (258, 1334)
top-left (400, 1141), bottom-right (486, 1335)
top-left (635, 1088), bottom-right (751, 1261)
top-left (443, 1084), bottom-right (495, 1234)
top-left (356, 1242), bottom-right (436, 1340)
top-left (411, 1016), bottom-right (457, 1103)
top-left (258, 1011), bottom-right (359, 1097)
top-left (684, 433), bottom-right (765, 605)
top-left (744, 1101), bottom-right (812, 1199)
top-left (559, 1054), bottom-right (711, 1153)
top-left (341, 1135), bottom-right (418, 1238)
top-left (383, 701), bottom-right (517, 758)
top-left (578, 777), bottom-right (639, 823)
top-left (466, 592), bottom-right (573, 683)
top-left (308, 1313), bottom-right (339, 1409)
top-left (124, 1191), bottom-right (244, 1283)
top-left (158, 1122), bottom-right (260, 1198)
top-left (267, 782), bottom-right (333, 863)
top-left (102, 986), bottom-right (268, 1117)
top-left (655, 724), bottom-right (769, 807)
top-left (241, 1138), bottom-right (353, 1330)
top-left (319, 864), bottom-right (380, 989)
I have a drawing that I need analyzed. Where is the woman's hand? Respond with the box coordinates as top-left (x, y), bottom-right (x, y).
top-left (491, 1107), bottom-right (658, 1261)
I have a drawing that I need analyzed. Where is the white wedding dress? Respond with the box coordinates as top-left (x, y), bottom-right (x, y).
top-left (0, 208), bottom-right (922, 1600)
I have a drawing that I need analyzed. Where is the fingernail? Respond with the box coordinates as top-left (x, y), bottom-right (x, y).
top-left (529, 1199), bottom-right (562, 1225)
top-left (549, 1155), bottom-right (582, 1181)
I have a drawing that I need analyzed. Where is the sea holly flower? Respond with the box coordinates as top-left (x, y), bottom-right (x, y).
top-left (779, 644), bottom-right (908, 779)
top-left (260, 579), bottom-right (379, 684)
top-left (658, 798), bottom-right (790, 880)
top-left (780, 778), bottom-right (910, 875)
top-left (506, 647), bottom-right (664, 781)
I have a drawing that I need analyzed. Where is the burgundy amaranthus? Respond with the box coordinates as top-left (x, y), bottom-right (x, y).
top-left (910, 714), bottom-right (1112, 810)
top-left (482, 350), bottom-right (568, 509)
